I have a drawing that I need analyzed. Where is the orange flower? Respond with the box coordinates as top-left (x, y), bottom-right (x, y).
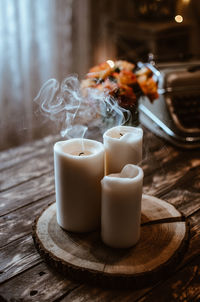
top-left (116, 70), bottom-right (137, 86)
top-left (81, 60), bottom-right (159, 106)
top-left (102, 79), bottom-right (118, 92)
top-left (116, 84), bottom-right (137, 108)
top-left (118, 84), bottom-right (135, 96)
top-left (137, 77), bottom-right (158, 102)
top-left (136, 66), bottom-right (153, 78)
top-left (86, 62), bottom-right (113, 80)
top-left (115, 60), bottom-right (135, 72)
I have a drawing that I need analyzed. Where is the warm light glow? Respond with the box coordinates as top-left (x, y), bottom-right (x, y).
top-left (175, 15), bottom-right (183, 23)
top-left (182, 0), bottom-right (190, 4)
top-left (107, 60), bottom-right (115, 68)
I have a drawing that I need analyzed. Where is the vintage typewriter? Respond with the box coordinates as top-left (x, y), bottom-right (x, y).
top-left (139, 62), bottom-right (200, 148)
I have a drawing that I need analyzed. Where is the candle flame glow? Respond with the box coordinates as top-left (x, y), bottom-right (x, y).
top-left (106, 60), bottom-right (115, 68)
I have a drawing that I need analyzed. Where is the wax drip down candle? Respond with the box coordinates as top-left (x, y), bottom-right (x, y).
top-left (54, 138), bottom-right (104, 232)
top-left (103, 126), bottom-right (143, 175)
top-left (101, 164), bottom-right (144, 248)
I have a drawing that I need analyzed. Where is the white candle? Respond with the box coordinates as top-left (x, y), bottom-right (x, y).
top-left (103, 126), bottom-right (143, 175)
top-left (54, 138), bottom-right (104, 232)
top-left (101, 164), bottom-right (143, 248)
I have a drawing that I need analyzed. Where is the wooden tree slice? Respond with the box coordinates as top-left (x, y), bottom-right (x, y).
top-left (32, 194), bottom-right (189, 288)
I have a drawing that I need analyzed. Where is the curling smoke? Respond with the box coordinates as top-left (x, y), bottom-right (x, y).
top-left (34, 74), bottom-right (131, 139)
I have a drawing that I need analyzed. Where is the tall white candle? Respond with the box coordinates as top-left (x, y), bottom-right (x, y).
top-left (54, 138), bottom-right (104, 233)
top-left (103, 126), bottom-right (143, 175)
top-left (101, 164), bottom-right (143, 248)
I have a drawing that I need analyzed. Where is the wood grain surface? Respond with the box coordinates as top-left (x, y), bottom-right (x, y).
top-left (32, 195), bottom-right (189, 288)
top-left (0, 129), bottom-right (200, 301)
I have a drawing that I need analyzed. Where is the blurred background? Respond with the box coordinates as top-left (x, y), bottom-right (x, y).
top-left (0, 0), bottom-right (200, 150)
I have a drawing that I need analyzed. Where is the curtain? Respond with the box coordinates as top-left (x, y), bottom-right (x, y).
top-left (0, 0), bottom-right (73, 150)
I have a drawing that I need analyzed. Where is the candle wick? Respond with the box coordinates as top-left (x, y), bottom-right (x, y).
top-left (79, 152), bottom-right (84, 156)
top-left (120, 133), bottom-right (123, 136)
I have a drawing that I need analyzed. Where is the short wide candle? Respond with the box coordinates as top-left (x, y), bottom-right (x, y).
top-left (54, 138), bottom-right (104, 233)
top-left (103, 126), bottom-right (143, 175)
top-left (101, 164), bottom-right (144, 248)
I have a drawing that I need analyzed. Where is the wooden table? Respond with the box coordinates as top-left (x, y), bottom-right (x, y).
top-left (0, 129), bottom-right (200, 301)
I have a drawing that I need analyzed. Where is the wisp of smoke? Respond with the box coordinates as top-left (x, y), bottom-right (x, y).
top-left (34, 74), bottom-right (131, 140)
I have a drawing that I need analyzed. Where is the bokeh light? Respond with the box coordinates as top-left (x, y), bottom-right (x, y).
top-left (175, 15), bottom-right (183, 23)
